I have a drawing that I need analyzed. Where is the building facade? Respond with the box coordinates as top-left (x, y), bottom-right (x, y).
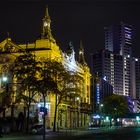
top-left (104, 22), bottom-right (132, 96)
top-left (131, 57), bottom-right (140, 99)
top-left (93, 73), bottom-right (113, 113)
top-left (104, 22), bottom-right (132, 56)
top-left (92, 49), bottom-right (123, 95)
top-left (0, 7), bottom-right (91, 129)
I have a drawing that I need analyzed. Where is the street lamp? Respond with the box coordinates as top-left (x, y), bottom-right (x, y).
top-left (0, 76), bottom-right (8, 91)
top-left (100, 104), bottom-right (104, 114)
top-left (0, 76), bottom-right (7, 87)
top-left (2, 76), bottom-right (8, 82)
top-left (0, 76), bottom-right (8, 92)
top-left (76, 97), bottom-right (80, 101)
top-left (100, 104), bottom-right (103, 107)
top-left (0, 76), bottom-right (8, 118)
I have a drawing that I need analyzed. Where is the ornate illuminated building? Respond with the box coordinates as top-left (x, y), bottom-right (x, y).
top-left (0, 7), bottom-right (91, 129)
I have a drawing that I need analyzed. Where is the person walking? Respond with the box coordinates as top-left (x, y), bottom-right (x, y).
top-left (17, 112), bottom-right (25, 132)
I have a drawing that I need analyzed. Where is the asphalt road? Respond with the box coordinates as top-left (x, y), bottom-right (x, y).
top-left (1, 127), bottom-right (140, 140)
top-left (82, 127), bottom-right (140, 140)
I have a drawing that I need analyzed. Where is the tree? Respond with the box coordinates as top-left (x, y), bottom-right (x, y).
top-left (13, 52), bottom-right (58, 140)
top-left (103, 94), bottom-right (128, 125)
top-left (0, 65), bottom-right (14, 118)
top-left (45, 60), bottom-right (69, 132)
top-left (33, 59), bottom-right (68, 133)
top-left (36, 60), bottom-right (83, 132)
top-left (34, 60), bottom-right (59, 140)
top-left (13, 51), bottom-right (40, 133)
top-left (0, 90), bottom-right (12, 117)
top-left (52, 69), bottom-right (83, 131)
top-left (13, 51), bottom-right (83, 139)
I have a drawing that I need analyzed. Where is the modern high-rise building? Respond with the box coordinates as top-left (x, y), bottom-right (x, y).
top-left (114, 54), bottom-right (124, 94)
top-left (134, 58), bottom-right (140, 99)
top-left (92, 50), bottom-right (123, 95)
top-left (104, 22), bottom-right (132, 56)
top-left (131, 57), bottom-right (140, 99)
top-left (104, 22), bottom-right (133, 96)
top-left (92, 22), bottom-right (133, 106)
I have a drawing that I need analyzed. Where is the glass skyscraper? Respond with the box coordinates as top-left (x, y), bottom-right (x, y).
top-left (104, 22), bottom-right (132, 96)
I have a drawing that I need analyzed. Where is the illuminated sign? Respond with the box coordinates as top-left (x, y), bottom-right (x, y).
top-left (93, 114), bottom-right (100, 119)
top-left (96, 84), bottom-right (100, 104)
top-left (125, 33), bottom-right (131, 39)
top-left (103, 76), bottom-right (107, 81)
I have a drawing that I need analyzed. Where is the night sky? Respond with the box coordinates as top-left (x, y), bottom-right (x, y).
top-left (0, 0), bottom-right (140, 65)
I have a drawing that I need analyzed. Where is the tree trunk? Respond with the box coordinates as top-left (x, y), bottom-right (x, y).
top-left (26, 89), bottom-right (31, 134)
top-left (53, 93), bottom-right (58, 132)
top-left (11, 105), bottom-right (14, 132)
top-left (3, 108), bottom-right (6, 118)
top-left (43, 94), bottom-right (46, 140)
top-left (26, 105), bottom-right (30, 134)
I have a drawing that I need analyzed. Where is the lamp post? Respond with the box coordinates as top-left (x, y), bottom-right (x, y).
top-left (100, 104), bottom-right (104, 115)
top-left (100, 104), bottom-right (104, 126)
top-left (75, 96), bottom-right (80, 128)
top-left (0, 76), bottom-right (8, 118)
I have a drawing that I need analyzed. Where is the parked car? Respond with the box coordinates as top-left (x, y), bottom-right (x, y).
top-left (30, 124), bottom-right (46, 135)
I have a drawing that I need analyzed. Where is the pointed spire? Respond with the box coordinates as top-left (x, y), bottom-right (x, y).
top-left (78, 40), bottom-right (87, 65)
top-left (7, 32), bottom-right (9, 38)
top-left (43, 5), bottom-right (51, 29)
top-left (45, 5), bottom-right (50, 19)
top-left (80, 40), bottom-right (84, 52)
top-left (7, 32), bottom-right (11, 41)
top-left (66, 41), bottom-right (74, 56)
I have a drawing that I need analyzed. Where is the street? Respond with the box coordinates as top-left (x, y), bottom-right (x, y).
top-left (83, 127), bottom-right (140, 140)
top-left (1, 127), bottom-right (140, 140)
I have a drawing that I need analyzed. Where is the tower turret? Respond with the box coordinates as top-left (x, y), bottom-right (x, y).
top-left (41, 6), bottom-right (55, 42)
